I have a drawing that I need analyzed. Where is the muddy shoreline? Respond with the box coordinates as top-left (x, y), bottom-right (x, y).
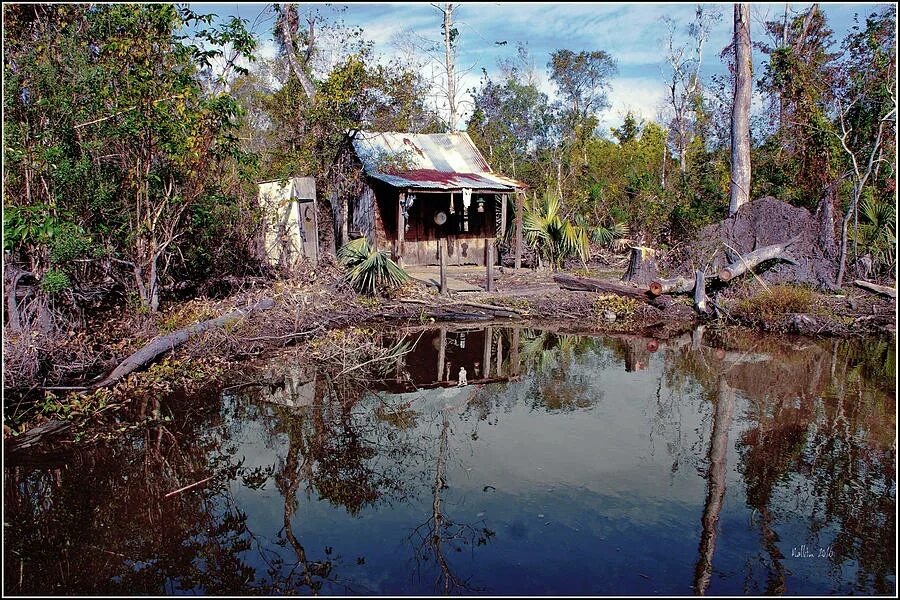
top-left (3, 270), bottom-right (895, 454)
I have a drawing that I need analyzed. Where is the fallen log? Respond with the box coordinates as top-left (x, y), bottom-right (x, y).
top-left (399, 298), bottom-right (521, 318)
top-left (553, 274), bottom-right (652, 301)
top-left (649, 275), bottom-right (696, 296)
top-left (4, 419), bottom-right (71, 454)
top-left (454, 300), bottom-right (522, 318)
top-left (853, 279), bottom-right (896, 299)
top-left (717, 237), bottom-right (800, 282)
top-left (92, 296), bottom-right (276, 389)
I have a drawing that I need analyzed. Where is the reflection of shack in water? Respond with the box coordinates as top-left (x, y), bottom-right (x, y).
top-left (377, 325), bottom-right (522, 394)
top-left (251, 364), bottom-right (318, 409)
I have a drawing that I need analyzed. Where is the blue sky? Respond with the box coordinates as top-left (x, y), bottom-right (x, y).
top-left (192, 2), bottom-right (889, 130)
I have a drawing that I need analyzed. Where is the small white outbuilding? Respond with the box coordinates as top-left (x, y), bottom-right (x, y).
top-left (257, 176), bottom-right (319, 268)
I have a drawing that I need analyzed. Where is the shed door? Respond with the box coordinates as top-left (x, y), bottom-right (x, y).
top-left (296, 199), bottom-right (318, 263)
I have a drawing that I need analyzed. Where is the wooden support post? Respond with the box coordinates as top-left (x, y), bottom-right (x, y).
top-left (396, 192), bottom-right (405, 265)
top-left (439, 237), bottom-right (448, 296)
top-left (496, 331), bottom-right (503, 377)
top-left (486, 243), bottom-right (494, 292)
top-left (511, 327), bottom-right (520, 376)
top-left (514, 190), bottom-right (524, 270)
top-left (437, 327), bottom-right (447, 382)
top-left (482, 326), bottom-right (492, 379)
top-left (500, 194), bottom-right (508, 239)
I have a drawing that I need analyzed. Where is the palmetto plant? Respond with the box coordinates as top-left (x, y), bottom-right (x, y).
top-left (337, 237), bottom-right (410, 295)
top-left (851, 195), bottom-right (896, 275)
top-left (523, 192), bottom-right (584, 269)
top-left (573, 214), bottom-right (630, 254)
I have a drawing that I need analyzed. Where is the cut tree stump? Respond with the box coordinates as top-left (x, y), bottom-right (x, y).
top-left (717, 237), bottom-right (799, 282)
top-left (622, 246), bottom-right (659, 286)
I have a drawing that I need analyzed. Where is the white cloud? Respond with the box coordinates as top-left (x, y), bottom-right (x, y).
top-left (602, 77), bottom-right (669, 132)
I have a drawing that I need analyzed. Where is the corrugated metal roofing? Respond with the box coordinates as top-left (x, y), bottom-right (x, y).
top-left (352, 131), bottom-right (524, 191)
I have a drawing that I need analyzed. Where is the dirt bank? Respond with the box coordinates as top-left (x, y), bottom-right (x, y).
top-left (665, 196), bottom-right (840, 288)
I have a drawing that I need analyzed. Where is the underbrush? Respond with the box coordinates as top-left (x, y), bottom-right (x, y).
top-left (731, 284), bottom-right (814, 324)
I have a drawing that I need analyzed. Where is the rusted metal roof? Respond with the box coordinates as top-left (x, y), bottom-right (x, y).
top-left (352, 131), bottom-right (524, 191)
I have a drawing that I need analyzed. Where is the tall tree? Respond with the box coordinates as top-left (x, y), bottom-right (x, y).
top-left (729, 3), bottom-right (752, 215)
top-left (3, 4), bottom-right (256, 314)
top-left (274, 3), bottom-right (317, 101)
top-left (757, 4), bottom-right (839, 207)
top-left (548, 49), bottom-right (617, 199)
top-left (435, 3), bottom-right (459, 131)
top-left (466, 48), bottom-right (553, 185)
top-left (662, 6), bottom-right (721, 174)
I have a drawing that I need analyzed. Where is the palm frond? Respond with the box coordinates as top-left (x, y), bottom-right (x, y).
top-left (338, 237), bottom-right (409, 295)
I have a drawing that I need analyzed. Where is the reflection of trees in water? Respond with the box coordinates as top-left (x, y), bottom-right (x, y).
top-left (4, 395), bottom-right (262, 594)
top-left (664, 331), bottom-right (897, 596)
top-left (735, 339), bottom-right (895, 594)
top-left (246, 369), bottom-right (431, 593)
top-left (6, 326), bottom-right (894, 595)
top-left (693, 376), bottom-right (735, 595)
top-left (409, 403), bottom-right (494, 595)
top-left (517, 329), bottom-right (600, 412)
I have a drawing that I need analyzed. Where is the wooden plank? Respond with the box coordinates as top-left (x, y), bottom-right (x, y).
top-left (511, 327), bottom-right (520, 376)
top-left (437, 327), bottom-right (447, 381)
top-left (397, 192), bottom-right (405, 265)
top-left (495, 331), bottom-right (503, 377)
top-left (500, 193), bottom-right (508, 238)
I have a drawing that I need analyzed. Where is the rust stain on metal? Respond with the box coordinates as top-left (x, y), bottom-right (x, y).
top-left (353, 131), bottom-right (525, 191)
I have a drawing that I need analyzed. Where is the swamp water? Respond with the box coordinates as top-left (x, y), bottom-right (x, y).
top-left (4, 326), bottom-right (896, 595)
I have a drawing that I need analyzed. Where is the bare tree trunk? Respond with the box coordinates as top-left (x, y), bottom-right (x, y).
top-left (277, 3), bottom-right (317, 101)
top-left (729, 3), bottom-right (752, 216)
top-left (440, 3), bottom-right (457, 132)
top-left (661, 143), bottom-right (667, 188)
top-left (148, 239), bottom-right (160, 313)
top-left (693, 376), bottom-right (735, 595)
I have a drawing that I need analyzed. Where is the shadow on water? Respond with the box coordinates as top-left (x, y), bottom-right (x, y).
top-left (4, 324), bottom-right (896, 595)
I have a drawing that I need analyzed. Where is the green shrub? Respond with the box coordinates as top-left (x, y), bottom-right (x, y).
top-left (40, 268), bottom-right (71, 294)
top-left (593, 293), bottom-right (640, 319)
top-left (49, 223), bottom-right (94, 264)
top-left (338, 237), bottom-right (410, 295)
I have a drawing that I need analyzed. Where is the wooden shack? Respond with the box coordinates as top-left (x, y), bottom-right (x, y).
top-left (349, 131), bottom-right (525, 267)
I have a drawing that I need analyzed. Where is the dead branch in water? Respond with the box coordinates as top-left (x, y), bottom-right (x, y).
top-left (92, 297), bottom-right (276, 389)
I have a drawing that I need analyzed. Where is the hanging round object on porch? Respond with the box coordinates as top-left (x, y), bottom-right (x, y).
top-left (434, 210), bottom-right (447, 225)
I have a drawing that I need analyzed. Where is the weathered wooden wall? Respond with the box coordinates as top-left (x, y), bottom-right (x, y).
top-left (349, 180), bottom-right (501, 266)
top-left (398, 191), bottom-right (498, 266)
top-left (350, 186), bottom-right (377, 245)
